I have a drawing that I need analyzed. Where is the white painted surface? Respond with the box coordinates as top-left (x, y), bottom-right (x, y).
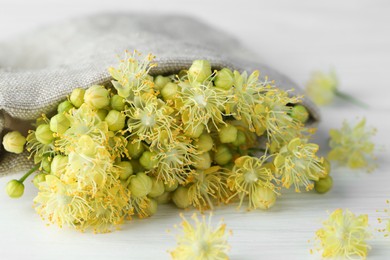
top-left (0, 0), bottom-right (389, 259)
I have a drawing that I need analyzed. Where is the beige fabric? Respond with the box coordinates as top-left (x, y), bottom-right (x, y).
top-left (0, 13), bottom-right (320, 176)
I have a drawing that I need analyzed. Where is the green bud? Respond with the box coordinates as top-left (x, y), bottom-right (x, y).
top-left (2, 131), bottom-right (26, 154)
top-left (194, 152), bottom-right (212, 170)
top-left (97, 109), bottom-right (108, 121)
top-left (110, 95), bottom-right (125, 111)
top-left (41, 156), bottom-right (52, 173)
top-left (252, 185), bottom-right (277, 210)
top-left (188, 60), bottom-right (212, 82)
top-left (139, 151), bottom-right (158, 170)
top-left (84, 85), bottom-right (110, 109)
top-left (154, 75), bottom-right (171, 90)
top-left (33, 173), bottom-right (47, 188)
top-left (105, 110), bottom-right (126, 131)
top-left (126, 141), bottom-right (145, 159)
top-left (214, 144), bottom-right (233, 166)
top-left (164, 179), bottom-right (178, 192)
top-left (148, 177), bottom-right (165, 198)
top-left (144, 198), bottom-right (158, 216)
top-left (232, 130), bottom-right (246, 146)
top-left (214, 68), bottom-right (234, 90)
top-left (130, 159), bottom-right (145, 173)
top-left (172, 186), bottom-right (191, 209)
top-left (6, 180), bottom-right (24, 198)
top-left (57, 100), bottom-right (74, 114)
top-left (290, 105), bottom-right (309, 123)
top-left (315, 175), bottom-right (333, 194)
top-left (184, 124), bottom-right (205, 138)
top-left (70, 88), bottom-right (85, 108)
top-left (219, 124), bottom-right (238, 143)
top-left (155, 191), bottom-right (172, 204)
top-left (128, 172), bottom-right (153, 198)
top-left (51, 155), bottom-right (68, 176)
top-left (161, 82), bottom-right (178, 101)
top-left (77, 135), bottom-right (97, 156)
top-left (35, 124), bottom-right (54, 145)
top-left (116, 161), bottom-right (133, 181)
top-left (50, 114), bottom-right (70, 134)
top-left (194, 133), bottom-right (213, 152)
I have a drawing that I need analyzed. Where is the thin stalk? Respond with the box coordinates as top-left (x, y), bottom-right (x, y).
top-left (335, 90), bottom-right (369, 109)
top-left (18, 164), bottom-right (40, 183)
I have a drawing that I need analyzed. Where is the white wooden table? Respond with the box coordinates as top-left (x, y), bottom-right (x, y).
top-left (1, 1), bottom-right (390, 259)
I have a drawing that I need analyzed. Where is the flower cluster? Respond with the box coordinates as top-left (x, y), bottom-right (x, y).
top-left (4, 50), bottom-right (328, 232)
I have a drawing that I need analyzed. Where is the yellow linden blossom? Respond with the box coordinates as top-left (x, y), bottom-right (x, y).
top-left (328, 118), bottom-right (376, 171)
top-left (109, 50), bottom-right (156, 99)
top-left (305, 70), bottom-right (338, 106)
top-left (314, 209), bottom-right (371, 259)
top-left (227, 155), bottom-right (278, 210)
top-left (170, 213), bottom-right (231, 260)
top-left (274, 137), bottom-right (326, 192)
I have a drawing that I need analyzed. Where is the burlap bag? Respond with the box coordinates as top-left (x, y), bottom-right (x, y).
top-left (0, 13), bottom-right (320, 176)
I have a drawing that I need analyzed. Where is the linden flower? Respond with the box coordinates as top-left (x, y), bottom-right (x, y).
top-left (178, 79), bottom-right (227, 133)
top-left (227, 155), bottom-right (278, 210)
top-left (170, 213), bottom-right (231, 260)
top-left (187, 166), bottom-right (230, 211)
top-left (305, 70), bottom-right (338, 106)
top-left (274, 138), bottom-right (326, 192)
top-left (109, 50), bottom-right (156, 99)
top-left (314, 209), bottom-right (371, 259)
top-left (34, 175), bottom-right (92, 229)
top-left (151, 138), bottom-right (198, 185)
top-left (328, 118), bottom-right (377, 171)
top-left (126, 94), bottom-right (178, 147)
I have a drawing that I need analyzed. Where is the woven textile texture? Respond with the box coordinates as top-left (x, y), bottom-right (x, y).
top-left (0, 13), bottom-right (320, 176)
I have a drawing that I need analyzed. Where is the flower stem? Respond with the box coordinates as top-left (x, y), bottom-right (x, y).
top-left (18, 164), bottom-right (40, 183)
top-left (335, 90), bottom-right (369, 109)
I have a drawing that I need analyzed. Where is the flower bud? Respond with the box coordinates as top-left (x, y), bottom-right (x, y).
top-left (2, 131), bottom-right (26, 154)
top-left (219, 124), bottom-right (238, 143)
top-left (50, 113), bottom-right (70, 134)
top-left (41, 156), bottom-right (52, 173)
top-left (194, 152), bottom-right (212, 170)
top-left (172, 186), bottom-right (191, 209)
top-left (161, 82), bottom-right (178, 101)
top-left (130, 159), bottom-right (145, 173)
top-left (214, 145), bottom-right (233, 166)
top-left (35, 124), bottom-right (54, 145)
top-left (105, 110), bottom-right (126, 131)
top-left (252, 185), bottom-right (277, 210)
top-left (70, 88), bottom-right (85, 108)
top-left (126, 141), bottom-right (145, 159)
top-left (148, 177), bottom-right (165, 198)
top-left (51, 155), bottom-right (68, 176)
top-left (33, 173), bottom-right (47, 188)
top-left (188, 60), bottom-right (212, 82)
top-left (184, 123), bottom-right (205, 138)
top-left (84, 85), bottom-right (110, 109)
top-left (232, 130), bottom-right (246, 146)
top-left (110, 94), bottom-right (125, 111)
top-left (128, 172), bottom-right (153, 198)
top-left (214, 68), bottom-right (234, 90)
top-left (164, 179), bottom-right (178, 192)
top-left (144, 198), bottom-right (158, 216)
top-left (6, 180), bottom-right (24, 198)
top-left (154, 75), bottom-right (171, 90)
top-left (315, 175), bottom-right (333, 194)
top-left (194, 133), bottom-right (213, 152)
top-left (139, 151), bottom-right (158, 170)
top-left (155, 191), bottom-right (172, 204)
top-left (116, 161), bottom-right (133, 181)
top-left (57, 100), bottom-right (74, 114)
top-left (290, 105), bottom-right (309, 123)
